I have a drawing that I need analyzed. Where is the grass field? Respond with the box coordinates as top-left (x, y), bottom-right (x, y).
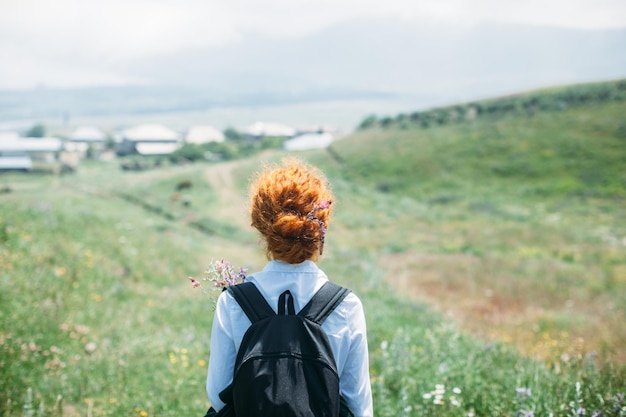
top-left (323, 100), bottom-right (626, 365)
top-left (1, 83), bottom-right (625, 416)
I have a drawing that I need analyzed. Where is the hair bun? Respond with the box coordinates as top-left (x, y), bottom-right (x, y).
top-left (250, 158), bottom-right (334, 263)
top-left (273, 213), bottom-right (319, 242)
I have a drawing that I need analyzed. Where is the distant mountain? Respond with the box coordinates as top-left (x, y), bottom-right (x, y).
top-left (1, 17), bottom-right (624, 121)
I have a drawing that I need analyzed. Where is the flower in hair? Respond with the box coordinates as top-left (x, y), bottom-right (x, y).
top-left (306, 200), bottom-right (332, 254)
top-left (318, 200), bottom-right (332, 209)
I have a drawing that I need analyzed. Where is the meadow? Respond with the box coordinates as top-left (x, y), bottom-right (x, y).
top-left (1, 83), bottom-right (626, 416)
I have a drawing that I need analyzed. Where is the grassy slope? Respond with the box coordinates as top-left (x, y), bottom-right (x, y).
top-left (336, 101), bottom-right (626, 200)
top-left (1, 81), bottom-right (625, 416)
top-left (0, 165), bottom-right (225, 416)
top-left (318, 99), bottom-right (626, 363)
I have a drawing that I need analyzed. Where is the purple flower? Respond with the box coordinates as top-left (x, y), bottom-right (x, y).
top-left (189, 277), bottom-right (200, 288)
top-left (318, 200), bottom-right (332, 209)
top-left (238, 267), bottom-right (247, 281)
top-left (516, 387), bottom-right (532, 398)
top-left (304, 201), bottom-right (333, 254)
top-left (205, 259), bottom-right (246, 288)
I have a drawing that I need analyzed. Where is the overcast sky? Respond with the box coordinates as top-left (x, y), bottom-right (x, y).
top-left (1, 0), bottom-right (625, 90)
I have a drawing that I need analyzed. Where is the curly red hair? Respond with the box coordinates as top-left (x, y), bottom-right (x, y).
top-left (250, 158), bottom-right (334, 264)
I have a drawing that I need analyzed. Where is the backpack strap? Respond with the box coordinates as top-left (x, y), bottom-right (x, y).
top-left (298, 281), bottom-right (351, 324)
top-left (227, 282), bottom-right (275, 323)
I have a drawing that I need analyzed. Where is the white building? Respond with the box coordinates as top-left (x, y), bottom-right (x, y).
top-left (65, 126), bottom-right (107, 155)
top-left (117, 124), bottom-right (182, 156)
top-left (185, 125), bottom-right (225, 144)
top-left (0, 133), bottom-right (31, 171)
top-left (0, 134), bottom-right (63, 170)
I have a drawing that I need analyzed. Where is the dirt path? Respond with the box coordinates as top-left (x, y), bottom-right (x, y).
top-left (204, 160), bottom-right (250, 230)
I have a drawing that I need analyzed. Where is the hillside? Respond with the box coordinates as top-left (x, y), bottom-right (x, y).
top-left (1, 79), bottom-right (625, 416)
top-left (338, 79), bottom-right (626, 200)
top-left (309, 79), bottom-right (626, 364)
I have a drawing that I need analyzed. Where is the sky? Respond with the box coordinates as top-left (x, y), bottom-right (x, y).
top-left (1, 0), bottom-right (626, 90)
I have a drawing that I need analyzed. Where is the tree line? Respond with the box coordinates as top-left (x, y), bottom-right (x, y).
top-left (358, 79), bottom-right (626, 130)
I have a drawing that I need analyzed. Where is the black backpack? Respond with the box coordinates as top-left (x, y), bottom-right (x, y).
top-left (210, 280), bottom-right (353, 417)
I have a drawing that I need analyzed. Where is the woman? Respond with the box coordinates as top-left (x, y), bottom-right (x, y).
top-left (206, 158), bottom-right (373, 417)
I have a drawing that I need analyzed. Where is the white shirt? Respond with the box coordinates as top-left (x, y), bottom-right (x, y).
top-left (206, 260), bottom-right (374, 417)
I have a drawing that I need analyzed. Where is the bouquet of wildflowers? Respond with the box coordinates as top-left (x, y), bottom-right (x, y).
top-left (188, 259), bottom-right (247, 300)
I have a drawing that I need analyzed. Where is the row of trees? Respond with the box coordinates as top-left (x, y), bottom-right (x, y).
top-left (358, 79), bottom-right (626, 130)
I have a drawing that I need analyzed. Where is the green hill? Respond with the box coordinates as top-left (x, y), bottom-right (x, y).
top-left (1, 79), bottom-right (625, 417)
top-left (308, 79), bottom-right (626, 364)
top-left (335, 79), bottom-right (626, 201)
